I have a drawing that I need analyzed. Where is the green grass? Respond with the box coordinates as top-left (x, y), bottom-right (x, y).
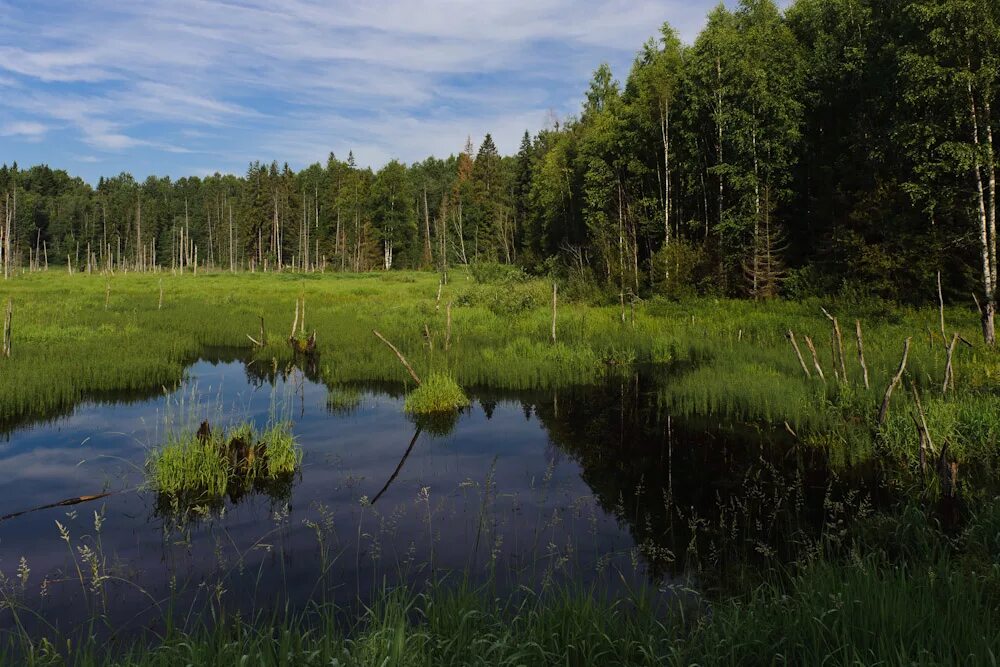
top-left (0, 268), bottom-right (995, 478)
top-left (10, 555), bottom-right (1000, 666)
top-left (404, 372), bottom-right (470, 414)
top-left (146, 420), bottom-right (301, 504)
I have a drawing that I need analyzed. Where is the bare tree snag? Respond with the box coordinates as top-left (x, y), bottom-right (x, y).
top-left (855, 320), bottom-right (870, 390)
top-left (877, 337), bottom-right (911, 425)
top-left (910, 380), bottom-right (935, 456)
top-left (551, 283), bottom-right (558, 344)
top-left (804, 335), bottom-right (825, 382)
top-left (787, 330), bottom-right (811, 378)
top-left (943, 332), bottom-right (960, 394)
top-left (937, 271), bottom-right (947, 349)
top-left (373, 329), bottom-right (421, 386)
top-left (822, 308), bottom-right (848, 383)
top-left (2, 298), bottom-right (11, 357)
top-left (445, 301), bottom-right (452, 352)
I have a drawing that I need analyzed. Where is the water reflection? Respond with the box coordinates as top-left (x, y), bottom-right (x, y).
top-left (0, 357), bottom-right (879, 636)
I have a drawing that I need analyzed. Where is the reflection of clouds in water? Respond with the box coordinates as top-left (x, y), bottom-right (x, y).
top-left (0, 360), bottom-right (640, 635)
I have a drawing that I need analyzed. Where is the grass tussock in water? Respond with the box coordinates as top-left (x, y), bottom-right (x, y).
top-left (147, 420), bottom-right (300, 503)
top-left (404, 373), bottom-right (470, 415)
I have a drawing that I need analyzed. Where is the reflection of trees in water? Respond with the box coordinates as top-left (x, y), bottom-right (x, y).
top-left (518, 372), bottom-right (853, 583)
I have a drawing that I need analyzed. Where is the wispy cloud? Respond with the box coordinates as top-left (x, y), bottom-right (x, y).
top-left (0, 120), bottom-right (49, 139)
top-left (0, 0), bottom-right (787, 181)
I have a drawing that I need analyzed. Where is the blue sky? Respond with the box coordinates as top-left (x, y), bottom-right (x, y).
top-left (0, 0), bottom-right (784, 183)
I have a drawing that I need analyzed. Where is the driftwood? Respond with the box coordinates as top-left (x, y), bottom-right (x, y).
top-left (373, 329), bottom-right (421, 385)
top-left (855, 320), bottom-right (870, 390)
top-left (787, 330), bottom-right (811, 378)
top-left (877, 337), bottom-right (911, 425)
top-left (2, 492), bottom-right (112, 522)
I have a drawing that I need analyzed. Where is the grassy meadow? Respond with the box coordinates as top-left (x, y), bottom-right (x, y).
top-left (3, 268), bottom-right (1000, 665)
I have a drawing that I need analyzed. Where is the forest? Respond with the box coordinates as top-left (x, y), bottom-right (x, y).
top-left (1, 0), bottom-right (997, 328)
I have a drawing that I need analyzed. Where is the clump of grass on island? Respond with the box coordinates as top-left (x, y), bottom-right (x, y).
top-left (404, 373), bottom-right (470, 415)
top-left (147, 420), bottom-right (301, 503)
top-left (326, 385), bottom-right (362, 414)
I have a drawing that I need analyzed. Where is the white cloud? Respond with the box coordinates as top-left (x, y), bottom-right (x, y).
top-left (0, 120), bottom-right (48, 139)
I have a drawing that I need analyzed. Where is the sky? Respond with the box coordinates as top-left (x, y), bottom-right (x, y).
top-left (0, 0), bottom-right (786, 183)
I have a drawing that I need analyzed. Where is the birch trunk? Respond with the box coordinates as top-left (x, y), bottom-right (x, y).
top-left (970, 81), bottom-right (997, 345)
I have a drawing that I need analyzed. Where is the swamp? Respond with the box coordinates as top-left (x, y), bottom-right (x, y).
top-left (3, 0), bottom-right (1000, 663)
top-left (0, 271), bottom-right (998, 664)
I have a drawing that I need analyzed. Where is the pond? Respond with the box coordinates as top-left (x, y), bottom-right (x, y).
top-left (0, 356), bottom-right (872, 637)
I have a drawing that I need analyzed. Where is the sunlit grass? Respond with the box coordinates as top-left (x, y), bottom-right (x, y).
top-left (146, 420), bottom-right (300, 502)
top-left (404, 373), bottom-right (470, 414)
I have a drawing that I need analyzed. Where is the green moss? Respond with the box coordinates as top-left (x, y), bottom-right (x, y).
top-left (404, 373), bottom-right (470, 415)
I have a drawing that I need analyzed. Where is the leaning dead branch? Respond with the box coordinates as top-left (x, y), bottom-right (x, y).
top-left (877, 337), bottom-right (911, 425)
top-left (804, 335), bottom-right (825, 382)
top-left (373, 329), bottom-right (421, 385)
top-left (786, 330), bottom-right (811, 378)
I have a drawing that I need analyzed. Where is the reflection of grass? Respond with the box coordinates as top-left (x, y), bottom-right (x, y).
top-left (147, 420), bottom-right (300, 505)
top-left (326, 386), bottom-right (362, 414)
top-left (404, 373), bottom-right (469, 415)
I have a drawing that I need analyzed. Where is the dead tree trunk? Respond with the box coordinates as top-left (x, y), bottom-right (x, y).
top-left (877, 338), bottom-right (912, 425)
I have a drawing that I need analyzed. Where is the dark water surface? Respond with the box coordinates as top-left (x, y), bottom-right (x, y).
top-left (0, 357), bottom-right (853, 636)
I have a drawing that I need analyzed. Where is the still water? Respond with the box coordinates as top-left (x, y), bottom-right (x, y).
top-left (0, 356), bottom-right (849, 635)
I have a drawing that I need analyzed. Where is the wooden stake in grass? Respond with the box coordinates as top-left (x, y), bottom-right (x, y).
top-left (937, 271), bottom-right (947, 349)
top-left (436, 281), bottom-right (443, 311)
top-left (803, 335), bottom-right (825, 382)
top-left (1, 298), bottom-right (11, 358)
top-left (787, 330), bottom-right (811, 378)
top-left (877, 337), bottom-right (911, 425)
top-left (855, 320), bottom-right (870, 390)
top-left (445, 301), bottom-right (452, 352)
top-left (910, 380), bottom-right (935, 456)
top-left (373, 329), bottom-right (421, 386)
top-left (551, 283), bottom-right (558, 344)
top-left (158, 279), bottom-right (163, 310)
top-left (105, 280), bottom-right (110, 310)
top-left (822, 308), bottom-right (848, 383)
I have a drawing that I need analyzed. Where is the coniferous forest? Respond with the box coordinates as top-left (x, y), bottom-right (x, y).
top-left (2, 1), bottom-right (998, 333)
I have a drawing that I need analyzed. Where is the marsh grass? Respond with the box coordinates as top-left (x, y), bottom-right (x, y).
top-left (404, 373), bottom-right (470, 415)
top-left (147, 420), bottom-right (301, 505)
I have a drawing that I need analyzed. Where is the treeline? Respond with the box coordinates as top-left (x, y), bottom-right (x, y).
top-left (1, 0), bottom-right (998, 328)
